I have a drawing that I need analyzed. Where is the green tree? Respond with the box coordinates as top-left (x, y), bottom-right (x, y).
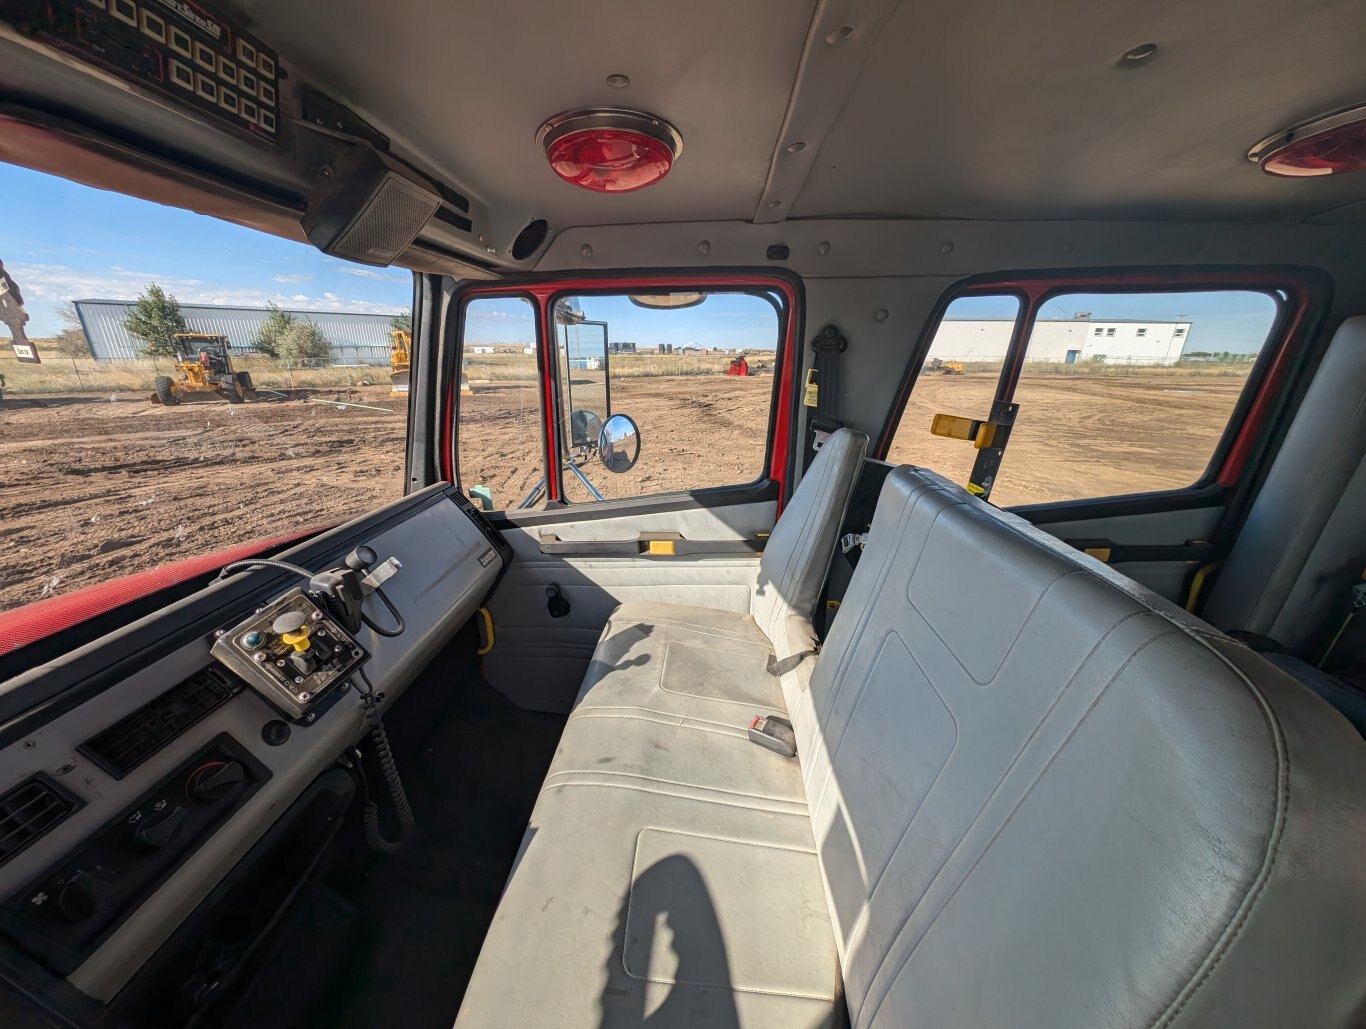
top-left (51, 304), bottom-right (91, 357)
top-left (390, 311), bottom-right (412, 333)
top-left (274, 319), bottom-right (333, 364)
top-left (122, 283), bottom-right (187, 357)
top-left (253, 303), bottom-right (296, 358)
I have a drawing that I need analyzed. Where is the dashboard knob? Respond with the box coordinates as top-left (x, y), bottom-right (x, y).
top-left (133, 805), bottom-right (186, 851)
top-left (189, 761), bottom-right (246, 802)
top-left (54, 871), bottom-right (116, 923)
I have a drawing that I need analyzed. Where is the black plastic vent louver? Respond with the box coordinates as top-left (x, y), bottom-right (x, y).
top-left (0, 775), bottom-right (81, 868)
top-left (79, 667), bottom-right (244, 779)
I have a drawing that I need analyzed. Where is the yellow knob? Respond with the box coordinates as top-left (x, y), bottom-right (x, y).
top-left (280, 626), bottom-right (311, 653)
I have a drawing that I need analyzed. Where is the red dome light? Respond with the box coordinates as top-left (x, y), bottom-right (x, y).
top-left (538, 108), bottom-right (683, 194)
top-left (1249, 103), bottom-right (1366, 178)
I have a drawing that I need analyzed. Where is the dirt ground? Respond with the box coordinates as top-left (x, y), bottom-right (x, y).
top-left (0, 369), bottom-right (1248, 614)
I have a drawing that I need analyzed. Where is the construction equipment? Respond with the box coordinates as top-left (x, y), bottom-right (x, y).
top-left (925, 357), bottom-right (965, 375)
top-left (151, 334), bottom-right (254, 405)
top-left (390, 329), bottom-right (411, 395)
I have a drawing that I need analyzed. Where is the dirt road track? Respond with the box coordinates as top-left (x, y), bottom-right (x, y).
top-left (0, 369), bottom-right (1245, 614)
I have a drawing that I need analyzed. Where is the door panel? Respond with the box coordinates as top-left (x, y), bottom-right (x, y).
top-left (483, 496), bottom-right (776, 712)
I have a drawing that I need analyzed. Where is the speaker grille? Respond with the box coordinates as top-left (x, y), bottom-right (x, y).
top-left (336, 174), bottom-right (441, 264)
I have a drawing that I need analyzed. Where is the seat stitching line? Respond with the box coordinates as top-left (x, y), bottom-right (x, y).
top-left (1149, 643), bottom-right (1291, 1028)
top-left (541, 780), bottom-right (807, 815)
top-left (851, 609), bottom-right (1149, 1021)
top-left (568, 705), bottom-right (749, 732)
top-left (860, 628), bottom-right (1177, 1026)
top-left (544, 769), bottom-right (806, 806)
top-left (622, 827), bottom-right (837, 1002)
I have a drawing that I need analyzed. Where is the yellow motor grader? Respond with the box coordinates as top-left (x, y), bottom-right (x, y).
top-left (151, 333), bottom-right (255, 404)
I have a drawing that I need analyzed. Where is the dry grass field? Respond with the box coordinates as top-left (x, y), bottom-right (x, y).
top-left (0, 349), bottom-right (1249, 613)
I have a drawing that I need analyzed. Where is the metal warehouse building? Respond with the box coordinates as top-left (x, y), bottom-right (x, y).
top-left (72, 300), bottom-right (400, 365)
top-left (927, 318), bottom-right (1193, 366)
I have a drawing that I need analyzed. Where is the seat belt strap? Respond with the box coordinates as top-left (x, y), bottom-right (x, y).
top-left (803, 324), bottom-right (848, 468)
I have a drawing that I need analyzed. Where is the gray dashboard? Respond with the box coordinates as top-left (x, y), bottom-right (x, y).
top-left (0, 487), bottom-right (502, 1005)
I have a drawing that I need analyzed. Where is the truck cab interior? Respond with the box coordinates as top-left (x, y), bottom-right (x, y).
top-left (1, 2), bottom-right (1365, 1027)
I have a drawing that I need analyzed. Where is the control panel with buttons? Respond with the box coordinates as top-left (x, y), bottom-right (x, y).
top-left (0, 735), bottom-right (269, 975)
top-left (211, 588), bottom-right (365, 723)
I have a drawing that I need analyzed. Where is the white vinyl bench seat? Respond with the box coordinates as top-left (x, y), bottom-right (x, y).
top-left (456, 459), bottom-right (1366, 1029)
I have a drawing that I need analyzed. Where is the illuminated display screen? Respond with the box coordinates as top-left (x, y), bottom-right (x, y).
top-left (14, 0), bottom-right (280, 144)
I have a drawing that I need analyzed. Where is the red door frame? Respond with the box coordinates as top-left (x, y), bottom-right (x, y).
top-left (443, 273), bottom-right (802, 508)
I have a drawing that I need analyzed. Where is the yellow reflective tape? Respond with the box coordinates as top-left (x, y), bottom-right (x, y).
top-left (1083, 547), bottom-right (1112, 563)
top-left (646, 539), bottom-right (676, 556)
top-left (476, 606), bottom-right (495, 655)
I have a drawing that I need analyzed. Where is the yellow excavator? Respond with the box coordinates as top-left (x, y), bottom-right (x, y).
top-left (151, 333), bottom-right (255, 404)
top-left (390, 329), bottom-right (411, 395)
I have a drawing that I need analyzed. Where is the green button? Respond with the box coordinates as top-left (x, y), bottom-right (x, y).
top-left (243, 631), bottom-right (265, 649)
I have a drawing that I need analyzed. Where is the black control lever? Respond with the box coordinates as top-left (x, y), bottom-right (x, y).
top-left (309, 547), bottom-right (375, 635)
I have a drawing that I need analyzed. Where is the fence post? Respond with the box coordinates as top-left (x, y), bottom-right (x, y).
top-left (70, 357), bottom-right (84, 391)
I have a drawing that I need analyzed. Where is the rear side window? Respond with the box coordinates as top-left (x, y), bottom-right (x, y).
top-left (885, 287), bottom-right (1281, 506)
top-left (1001, 291), bottom-right (1279, 505)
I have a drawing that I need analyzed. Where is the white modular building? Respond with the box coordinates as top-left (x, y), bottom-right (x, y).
top-left (927, 319), bottom-right (1192, 366)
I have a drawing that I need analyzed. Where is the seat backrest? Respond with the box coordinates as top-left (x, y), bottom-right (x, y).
top-left (1204, 315), bottom-right (1366, 651)
top-left (751, 427), bottom-right (867, 645)
top-left (789, 465), bottom-right (1366, 1028)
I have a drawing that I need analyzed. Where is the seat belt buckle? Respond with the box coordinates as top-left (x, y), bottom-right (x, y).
top-left (810, 414), bottom-right (843, 452)
top-left (840, 532), bottom-right (868, 554)
top-left (748, 714), bottom-right (797, 758)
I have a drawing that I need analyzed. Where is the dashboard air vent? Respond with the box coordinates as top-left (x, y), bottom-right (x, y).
top-left (0, 775), bottom-right (81, 868)
top-left (79, 667), bottom-right (244, 779)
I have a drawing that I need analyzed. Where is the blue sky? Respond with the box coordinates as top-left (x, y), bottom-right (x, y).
top-left (0, 163), bottom-right (412, 337)
top-left (948, 291), bottom-right (1279, 354)
top-left (466, 293), bottom-right (781, 351)
top-left (3, 159), bottom-right (1277, 355)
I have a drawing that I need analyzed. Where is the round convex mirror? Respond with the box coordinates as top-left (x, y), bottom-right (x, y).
top-left (598, 413), bottom-right (641, 473)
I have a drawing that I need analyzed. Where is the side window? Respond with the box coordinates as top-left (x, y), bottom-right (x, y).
top-left (455, 296), bottom-right (543, 511)
top-left (884, 287), bottom-right (1282, 507)
top-left (0, 162), bottom-right (412, 615)
top-left (1000, 291), bottom-right (1279, 505)
top-left (551, 291), bottom-right (779, 503)
top-left (885, 294), bottom-right (1020, 486)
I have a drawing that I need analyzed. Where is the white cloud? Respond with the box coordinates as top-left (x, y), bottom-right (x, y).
top-left (10, 262), bottom-right (406, 325)
top-left (341, 267), bottom-right (408, 282)
top-left (272, 273), bottom-right (311, 283)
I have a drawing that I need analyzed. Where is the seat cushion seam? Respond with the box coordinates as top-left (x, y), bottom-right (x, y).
top-left (544, 768), bottom-right (806, 806)
top-left (1151, 645), bottom-right (1292, 1028)
top-left (623, 828), bottom-right (836, 1002)
top-left (539, 780), bottom-right (808, 815)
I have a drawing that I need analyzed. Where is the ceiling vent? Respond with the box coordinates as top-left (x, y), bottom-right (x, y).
top-left (0, 775), bottom-right (82, 868)
top-left (79, 667), bottom-right (244, 779)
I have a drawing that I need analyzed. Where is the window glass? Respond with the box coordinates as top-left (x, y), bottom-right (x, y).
top-left (998, 290), bottom-right (1279, 505)
top-left (454, 296), bottom-right (544, 510)
top-left (0, 162), bottom-right (412, 614)
top-left (552, 291), bottom-right (779, 503)
top-left (884, 294), bottom-right (1019, 486)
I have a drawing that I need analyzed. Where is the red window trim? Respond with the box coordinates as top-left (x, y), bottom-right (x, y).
top-left (875, 267), bottom-right (1325, 497)
top-left (445, 273), bottom-right (801, 508)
